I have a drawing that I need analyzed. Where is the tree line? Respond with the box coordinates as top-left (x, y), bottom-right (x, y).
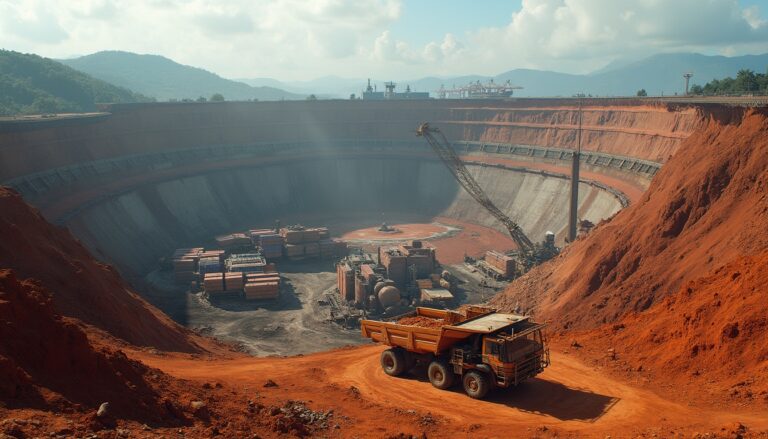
top-left (690, 69), bottom-right (768, 96)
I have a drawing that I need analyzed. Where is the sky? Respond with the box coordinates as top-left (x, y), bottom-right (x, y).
top-left (1, 0), bottom-right (767, 81)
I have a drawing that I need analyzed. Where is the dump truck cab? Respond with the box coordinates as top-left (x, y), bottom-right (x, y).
top-left (361, 307), bottom-right (550, 399)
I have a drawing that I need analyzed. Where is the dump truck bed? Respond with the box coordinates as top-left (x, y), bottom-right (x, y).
top-left (360, 307), bottom-right (530, 355)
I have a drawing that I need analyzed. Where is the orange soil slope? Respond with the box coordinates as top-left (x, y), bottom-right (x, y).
top-left (567, 251), bottom-right (768, 407)
top-left (1, 270), bottom-right (170, 420)
top-left (445, 104), bottom-right (700, 162)
top-left (492, 107), bottom-right (768, 329)
top-left (492, 107), bottom-right (768, 404)
top-left (0, 187), bottom-right (200, 352)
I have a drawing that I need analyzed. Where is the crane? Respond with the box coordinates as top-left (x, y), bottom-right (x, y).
top-left (416, 122), bottom-right (535, 253)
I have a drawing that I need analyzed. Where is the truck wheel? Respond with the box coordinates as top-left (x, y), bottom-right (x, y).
top-left (380, 348), bottom-right (406, 376)
top-left (427, 359), bottom-right (455, 390)
top-left (463, 370), bottom-right (490, 399)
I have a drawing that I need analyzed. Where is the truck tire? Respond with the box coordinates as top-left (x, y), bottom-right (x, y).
top-left (427, 359), bottom-right (455, 390)
top-left (380, 348), bottom-right (407, 377)
top-left (463, 370), bottom-right (490, 399)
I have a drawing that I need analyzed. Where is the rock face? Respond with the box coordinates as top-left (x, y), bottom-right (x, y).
top-left (0, 188), bottom-right (200, 352)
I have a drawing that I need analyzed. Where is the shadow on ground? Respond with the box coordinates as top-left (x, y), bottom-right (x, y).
top-left (398, 366), bottom-right (619, 422)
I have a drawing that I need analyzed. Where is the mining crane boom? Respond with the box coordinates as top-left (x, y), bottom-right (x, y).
top-left (416, 123), bottom-right (535, 252)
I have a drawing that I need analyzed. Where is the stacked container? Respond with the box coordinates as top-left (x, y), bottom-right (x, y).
top-left (484, 250), bottom-right (516, 278)
top-left (198, 256), bottom-right (222, 276)
top-left (280, 226), bottom-right (337, 261)
top-left (224, 272), bottom-right (245, 291)
top-left (244, 272), bottom-right (281, 300)
top-left (260, 234), bottom-right (284, 259)
top-left (172, 247), bottom-right (202, 284)
top-left (203, 273), bottom-right (224, 293)
top-left (244, 281), bottom-right (280, 300)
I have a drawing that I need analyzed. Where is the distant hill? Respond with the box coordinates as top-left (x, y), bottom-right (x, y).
top-left (61, 51), bottom-right (303, 101)
top-left (415, 53), bottom-right (768, 97)
top-left (0, 50), bottom-right (150, 116)
top-left (240, 52), bottom-right (768, 98)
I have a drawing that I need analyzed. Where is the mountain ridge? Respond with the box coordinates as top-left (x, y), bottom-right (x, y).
top-left (61, 51), bottom-right (303, 101)
top-left (240, 52), bottom-right (768, 98)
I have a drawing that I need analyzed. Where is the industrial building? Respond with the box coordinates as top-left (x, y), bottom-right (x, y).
top-left (362, 79), bottom-right (430, 100)
top-left (335, 240), bottom-right (454, 316)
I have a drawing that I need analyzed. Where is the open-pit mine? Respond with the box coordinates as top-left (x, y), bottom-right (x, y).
top-left (1, 98), bottom-right (766, 438)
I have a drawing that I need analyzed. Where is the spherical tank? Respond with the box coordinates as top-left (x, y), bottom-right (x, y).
top-left (377, 285), bottom-right (401, 308)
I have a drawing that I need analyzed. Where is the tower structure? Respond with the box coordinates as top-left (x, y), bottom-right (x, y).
top-left (683, 72), bottom-right (694, 95)
top-left (568, 98), bottom-right (583, 242)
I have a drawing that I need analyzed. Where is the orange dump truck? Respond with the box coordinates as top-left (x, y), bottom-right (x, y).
top-left (360, 307), bottom-right (549, 399)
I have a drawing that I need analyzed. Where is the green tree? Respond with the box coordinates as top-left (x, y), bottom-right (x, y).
top-left (196, 96), bottom-right (207, 103)
top-left (31, 96), bottom-right (63, 114)
top-left (689, 84), bottom-right (704, 95)
top-left (735, 69), bottom-right (758, 93)
top-left (306, 94), bottom-right (317, 100)
top-left (636, 89), bottom-right (647, 97)
top-left (210, 93), bottom-right (225, 102)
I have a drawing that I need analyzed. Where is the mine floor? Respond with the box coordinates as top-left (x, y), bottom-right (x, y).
top-left (143, 259), bottom-right (504, 356)
top-left (139, 219), bottom-right (511, 356)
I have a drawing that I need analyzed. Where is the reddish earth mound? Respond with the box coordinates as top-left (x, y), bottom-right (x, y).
top-left (493, 107), bottom-right (768, 331)
top-left (0, 187), bottom-right (199, 352)
top-left (567, 252), bottom-right (768, 405)
top-left (492, 107), bottom-right (768, 404)
top-left (0, 269), bottom-right (171, 421)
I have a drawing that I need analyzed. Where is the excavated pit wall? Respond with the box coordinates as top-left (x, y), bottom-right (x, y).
top-left (0, 99), bottom-right (700, 277)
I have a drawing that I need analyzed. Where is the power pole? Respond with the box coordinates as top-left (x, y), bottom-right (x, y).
top-left (568, 98), bottom-right (582, 242)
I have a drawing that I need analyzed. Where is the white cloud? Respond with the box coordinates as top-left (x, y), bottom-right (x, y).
top-left (467, 0), bottom-right (768, 73)
top-left (0, 0), bottom-right (766, 80)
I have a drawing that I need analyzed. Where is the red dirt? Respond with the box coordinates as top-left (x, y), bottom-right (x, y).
top-left (445, 104), bottom-right (701, 162)
top-left (397, 316), bottom-right (445, 329)
top-left (563, 251), bottom-right (768, 408)
top-left (340, 222), bottom-right (452, 241)
top-left (0, 187), bottom-right (201, 352)
top-left (424, 217), bottom-right (518, 264)
top-left (340, 217), bottom-right (518, 265)
top-left (492, 107), bottom-right (768, 327)
top-left (0, 269), bottom-right (176, 420)
top-left (492, 107), bottom-right (768, 406)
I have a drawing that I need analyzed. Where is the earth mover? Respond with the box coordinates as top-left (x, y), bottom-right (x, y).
top-left (360, 306), bottom-right (549, 399)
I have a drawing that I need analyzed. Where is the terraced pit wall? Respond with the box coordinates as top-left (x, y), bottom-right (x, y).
top-left (0, 99), bottom-right (700, 277)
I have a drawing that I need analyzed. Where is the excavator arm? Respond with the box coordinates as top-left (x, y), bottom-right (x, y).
top-left (416, 123), bottom-right (535, 252)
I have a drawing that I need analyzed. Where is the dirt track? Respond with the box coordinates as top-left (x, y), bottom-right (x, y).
top-left (134, 344), bottom-right (768, 437)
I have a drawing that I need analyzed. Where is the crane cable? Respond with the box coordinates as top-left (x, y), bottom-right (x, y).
top-left (416, 123), bottom-right (535, 253)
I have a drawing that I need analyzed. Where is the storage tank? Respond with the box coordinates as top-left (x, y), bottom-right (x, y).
top-left (378, 285), bottom-right (401, 308)
top-left (373, 279), bottom-right (395, 295)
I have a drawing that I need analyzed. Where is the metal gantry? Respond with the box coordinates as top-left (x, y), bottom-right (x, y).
top-left (416, 122), bottom-right (535, 253)
top-left (436, 79), bottom-right (523, 99)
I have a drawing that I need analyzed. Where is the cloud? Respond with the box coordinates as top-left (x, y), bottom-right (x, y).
top-left (0, 1), bottom-right (69, 44)
top-left (467, 0), bottom-right (768, 73)
top-left (0, 0), bottom-right (766, 80)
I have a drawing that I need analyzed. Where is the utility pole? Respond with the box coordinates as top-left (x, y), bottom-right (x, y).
top-left (568, 98), bottom-right (582, 242)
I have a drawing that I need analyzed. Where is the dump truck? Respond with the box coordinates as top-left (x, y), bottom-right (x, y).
top-left (360, 306), bottom-right (549, 399)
